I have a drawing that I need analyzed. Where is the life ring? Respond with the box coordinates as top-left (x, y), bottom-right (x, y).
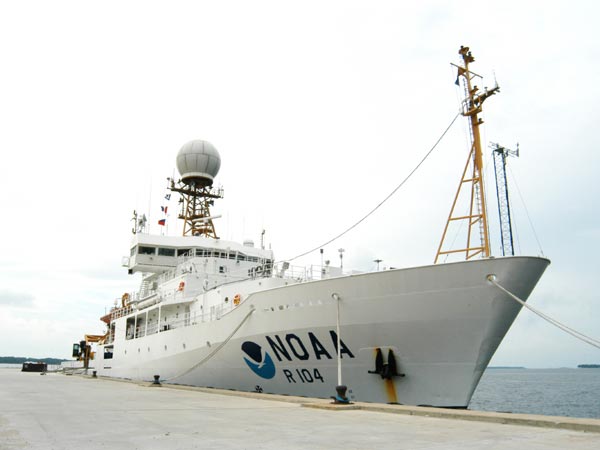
top-left (178, 281), bottom-right (185, 291)
top-left (121, 293), bottom-right (130, 308)
top-left (233, 294), bottom-right (241, 306)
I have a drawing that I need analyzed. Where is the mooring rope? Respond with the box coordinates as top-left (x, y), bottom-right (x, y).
top-left (163, 307), bottom-right (256, 382)
top-left (487, 275), bottom-right (600, 350)
top-left (283, 112), bottom-right (461, 263)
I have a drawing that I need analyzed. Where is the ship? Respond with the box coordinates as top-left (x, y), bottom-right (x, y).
top-left (74, 46), bottom-right (549, 407)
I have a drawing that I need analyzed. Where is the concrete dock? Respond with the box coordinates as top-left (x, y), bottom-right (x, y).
top-left (1, 369), bottom-right (599, 449)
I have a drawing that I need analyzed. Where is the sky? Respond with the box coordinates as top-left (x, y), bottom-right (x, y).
top-left (0, 1), bottom-right (598, 367)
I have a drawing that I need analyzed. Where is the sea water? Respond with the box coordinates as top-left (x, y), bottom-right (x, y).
top-left (469, 368), bottom-right (600, 419)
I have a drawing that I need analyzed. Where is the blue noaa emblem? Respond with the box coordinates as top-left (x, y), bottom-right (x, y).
top-left (242, 341), bottom-right (276, 379)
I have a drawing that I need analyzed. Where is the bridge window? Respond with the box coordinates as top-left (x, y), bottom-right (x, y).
top-left (138, 246), bottom-right (156, 255)
top-left (158, 248), bottom-right (175, 257)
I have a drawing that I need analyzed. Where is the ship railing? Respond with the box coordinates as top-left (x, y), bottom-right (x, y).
top-left (146, 323), bottom-right (158, 335)
top-left (125, 312), bottom-right (194, 339)
top-left (159, 312), bottom-right (192, 331)
top-left (273, 263), bottom-right (345, 281)
top-left (155, 258), bottom-right (275, 286)
top-left (156, 267), bottom-right (178, 285)
top-left (273, 263), bottom-right (308, 280)
top-left (137, 286), bottom-right (157, 301)
top-left (110, 305), bottom-right (133, 321)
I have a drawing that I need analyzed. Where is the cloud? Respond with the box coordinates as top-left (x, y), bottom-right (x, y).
top-left (0, 290), bottom-right (35, 308)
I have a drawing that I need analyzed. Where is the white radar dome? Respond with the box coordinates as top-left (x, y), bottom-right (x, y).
top-left (176, 140), bottom-right (221, 186)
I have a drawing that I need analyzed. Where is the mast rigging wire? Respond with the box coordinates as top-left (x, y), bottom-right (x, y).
top-left (507, 165), bottom-right (545, 257)
top-left (284, 112), bottom-right (461, 263)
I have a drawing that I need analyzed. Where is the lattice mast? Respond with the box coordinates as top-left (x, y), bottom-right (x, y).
top-left (169, 181), bottom-right (223, 238)
top-left (435, 46), bottom-right (500, 263)
top-left (171, 140), bottom-right (224, 238)
top-left (491, 142), bottom-right (519, 256)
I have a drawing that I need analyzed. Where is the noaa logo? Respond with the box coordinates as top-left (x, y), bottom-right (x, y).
top-left (242, 341), bottom-right (276, 379)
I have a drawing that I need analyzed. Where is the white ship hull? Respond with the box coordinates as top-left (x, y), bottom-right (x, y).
top-left (93, 256), bottom-right (549, 407)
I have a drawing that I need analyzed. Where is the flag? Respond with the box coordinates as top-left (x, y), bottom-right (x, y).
top-left (164, 194), bottom-right (171, 200)
top-left (455, 67), bottom-right (466, 86)
top-left (161, 206), bottom-right (168, 214)
top-left (158, 219), bottom-right (166, 226)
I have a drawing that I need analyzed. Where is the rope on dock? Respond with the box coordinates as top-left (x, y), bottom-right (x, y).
top-left (164, 306), bottom-right (256, 382)
top-left (488, 275), bottom-right (600, 350)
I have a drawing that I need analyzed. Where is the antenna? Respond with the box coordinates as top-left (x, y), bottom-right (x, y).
top-left (491, 142), bottom-right (519, 256)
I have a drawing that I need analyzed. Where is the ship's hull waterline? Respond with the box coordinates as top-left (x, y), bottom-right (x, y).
top-left (94, 256), bottom-right (549, 407)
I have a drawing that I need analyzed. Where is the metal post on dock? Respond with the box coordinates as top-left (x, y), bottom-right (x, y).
top-left (331, 292), bottom-right (349, 404)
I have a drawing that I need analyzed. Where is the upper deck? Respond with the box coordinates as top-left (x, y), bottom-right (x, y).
top-left (122, 233), bottom-right (274, 275)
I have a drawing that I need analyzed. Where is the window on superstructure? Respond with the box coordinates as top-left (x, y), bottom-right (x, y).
top-left (220, 252), bottom-right (227, 259)
top-left (138, 246), bottom-right (156, 255)
top-left (177, 248), bottom-right (192, 257)
top-left (229, 252), bottom-right (236, 260)
top-left (158, 248), bottom-right (176, 257)
top-left (237, 254), bottom-right (247, 261)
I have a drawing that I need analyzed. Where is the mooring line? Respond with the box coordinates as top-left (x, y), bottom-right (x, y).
top-left (488, 275), bottom-right (600, 350)
top-left (163, 307), bottom-right (256, 382)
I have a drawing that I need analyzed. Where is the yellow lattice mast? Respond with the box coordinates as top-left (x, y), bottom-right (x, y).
top-left (434, 46), bottom-right (499, 264)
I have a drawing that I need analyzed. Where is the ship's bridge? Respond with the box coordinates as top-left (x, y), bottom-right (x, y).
top-left (123, 234), bottom-right (274, 275)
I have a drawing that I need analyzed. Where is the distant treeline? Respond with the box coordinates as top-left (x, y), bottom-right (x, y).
top-left (0, 356), bottom-right (67, 365)
top-left (577, 364), bottom-right (600, 368)
top-left (487, 366), bottom-right (526, 369)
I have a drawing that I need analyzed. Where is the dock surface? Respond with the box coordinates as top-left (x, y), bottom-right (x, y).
top-left (1, 368), bottom-right (599, 449)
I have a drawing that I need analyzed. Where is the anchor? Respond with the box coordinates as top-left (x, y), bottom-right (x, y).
top-left (368, 348), bottom-right (405, 379)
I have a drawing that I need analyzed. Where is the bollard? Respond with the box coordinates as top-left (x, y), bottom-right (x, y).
top-left (153, 375), bottom-right (161, 385)
top-left (331, 385), bottom-right (350, 404)
top-left (92, 371), bottom-right (97, 378)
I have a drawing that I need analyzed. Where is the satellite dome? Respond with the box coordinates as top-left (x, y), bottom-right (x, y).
top-left (176, 140), bottom-right (221, 186)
